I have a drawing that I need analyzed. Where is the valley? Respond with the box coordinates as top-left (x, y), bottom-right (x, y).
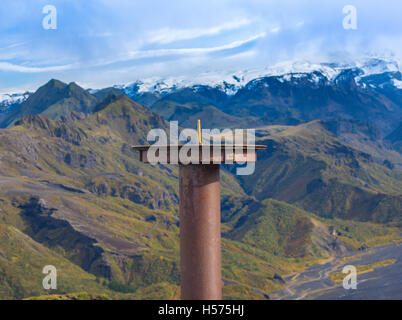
top-left (270, 240), bottom-right (402, 300)
top-left (0, 58), bottom-right (401, 300)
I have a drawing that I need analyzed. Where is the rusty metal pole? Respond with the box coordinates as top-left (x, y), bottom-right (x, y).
top-left (133, 139), bottom-right (266, 301)
top-left (179, 164), bottom-right (221, 300)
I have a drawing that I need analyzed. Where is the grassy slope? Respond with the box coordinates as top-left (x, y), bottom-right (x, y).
top-left (236, 121), bottom-right (402, 225)
top-left (0, 97), bottom-right (250, 299)
top-left (0, 223), bottom-right (110, 299)
top-left (150, 99), bottom-right (260, 129)
top-left (0, 96), bottom-right (400, 299)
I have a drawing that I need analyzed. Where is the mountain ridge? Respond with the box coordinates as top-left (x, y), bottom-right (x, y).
top-left (2, 57), bottom-right (402, 134)
top-left (0, 79), bottom-right (98, 128)
top-left (114, 57), bottom-right (401, 96)
top-left (0, 59), bottom-right (401, 299)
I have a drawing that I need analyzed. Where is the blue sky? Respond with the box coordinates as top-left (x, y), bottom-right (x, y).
top-left (0, 0), bottom-right (401, 92)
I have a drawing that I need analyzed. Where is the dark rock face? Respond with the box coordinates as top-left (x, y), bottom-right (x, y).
top-left (119, 185), bottom-right (178, 210)
top-left (358, 244), bottom-right (368, 251)
top-left (63, 151), bottom-right (97, 168)
top-left (57, 111), bottom-right (87, 124)
top-left (272, 273), bottom-right (286, 284)
top-left (145, 215), bottom-right (157, 222)
top-left (19, 196), bottom-right (112, 279)
top-left (86, 177), bottom-right (179, 210)
top-left (306, 179), bottom-right (327, 194)
top-left (54, 125), bottom-right (87, 146)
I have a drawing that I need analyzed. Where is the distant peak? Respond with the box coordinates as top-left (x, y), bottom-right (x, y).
top-left (46, 79), bottom-right (66, 87)
top-left (115, 56), bottom-right (401, 96)
top-left (67, 82), bottom-right (81, 88)
top-left (93, 93), bottom-right (131, 113)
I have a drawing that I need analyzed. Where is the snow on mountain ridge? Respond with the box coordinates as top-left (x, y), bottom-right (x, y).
top-left (393, 79), bottom-right (402, 89)
top-left (356, 58), bottom-right (400, 76)
top-left (2, 58), bottom-right (400, 104)
top-left (0, 92), bottom-right (31, 112)
top-left (118, 58), bottom-right (401, 96)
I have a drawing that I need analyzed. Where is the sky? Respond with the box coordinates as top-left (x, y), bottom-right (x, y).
top-left (0, 0), bottom-right (401, 93)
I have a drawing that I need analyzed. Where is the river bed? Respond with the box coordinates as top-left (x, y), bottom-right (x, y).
top-left (270, 241), bottom-right (402, 300)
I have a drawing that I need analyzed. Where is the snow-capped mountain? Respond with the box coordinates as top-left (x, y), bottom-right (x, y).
top-left (115, 57), bottom-right (401, 97)
top-left (1, 57), bottom-right (401, 134)
top-left (0, 92), bottom-right (31, 112)
top-left (107, 57), bottom-right (402, 135)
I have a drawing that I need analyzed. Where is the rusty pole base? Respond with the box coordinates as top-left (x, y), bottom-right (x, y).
top-left (179, 164), bottom-right (222, 300)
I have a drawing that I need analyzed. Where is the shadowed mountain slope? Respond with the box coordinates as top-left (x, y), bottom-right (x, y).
top-left (386, 121), bottom-right (402, 153)
top-left (233, 121), bottom-right (402, 225)
top-left (0, 80), bottom-right (98, 128)
top-left (0, 76), bottom-right (401, 299)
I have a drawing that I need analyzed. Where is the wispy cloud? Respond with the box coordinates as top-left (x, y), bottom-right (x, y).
top-left (88, 32), bottom-right (266, 68)
top-left (0, 32), bottom-right (265, 74)
top-left (147, 18), bottom-right (252, 44)
top-left (0, 42), bottom-right (25, 50)
top-left (136, 32), bottom-right (264, 56)
top-left (1, 0), bottom-right (401, 90)
top-left (270, 26), bottom-right (281, 33)
top-left (0, 61), bottom-right (73, 73)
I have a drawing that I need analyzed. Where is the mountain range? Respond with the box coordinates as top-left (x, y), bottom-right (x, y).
top-left (2, 57), bottom-right (402, 131)
top-left (0, 57), bottom-right (401, 299)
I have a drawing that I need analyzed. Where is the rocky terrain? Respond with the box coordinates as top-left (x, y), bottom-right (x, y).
top-left (0, 59), bottom-right (401, 299)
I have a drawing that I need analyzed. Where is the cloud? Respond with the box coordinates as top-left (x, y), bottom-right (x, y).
top-left (0, 61), bottom-right (73, 73)
top-left (95, 32), bottom-right (266, 66)
top-left (0, 32), bottom-right (265, 76)
top-left (1, 0), bottom-right (402, 90)
top-left (270, 26), bottom-right (280, 33)
top-left (147, 18), bottom-right (252, 44)
top-left (136, 32), bottom-right (265, 56)
top-left (0, 31), bottom-right (265, 77)
top-left (0, 42), bottom-right (25, 50)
